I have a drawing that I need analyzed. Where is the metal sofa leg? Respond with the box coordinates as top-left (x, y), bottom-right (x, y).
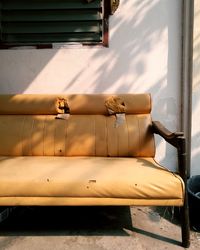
top-left (180, 196), bottom-right (190, 248)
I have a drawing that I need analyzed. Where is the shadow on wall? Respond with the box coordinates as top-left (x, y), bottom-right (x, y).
top-left (190, 7), bottom-right (200, 175)
top-left (0, 1), bottom-right (181, 120)
top-left (65, 0), bottom-right (180, 98)
top-left (0, 0), bottom-right (182, 169)
top-left (0, 1), bottom-right (181, 97)
top-left (0, 49), bottom-right (59, 93)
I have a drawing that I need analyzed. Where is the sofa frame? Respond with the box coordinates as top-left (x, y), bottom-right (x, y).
top-left (0, 94), bottom-right (190, 248)
top-left (152, 121), bottom-right (190, 247)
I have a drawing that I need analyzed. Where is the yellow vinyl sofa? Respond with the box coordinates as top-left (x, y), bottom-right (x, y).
top-left (0, 94), bottom-right (190, 247)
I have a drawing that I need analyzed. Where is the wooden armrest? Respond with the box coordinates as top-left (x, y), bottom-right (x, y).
top-left (152, 121), bottom-right (184, 147)
top-left (152, 120), bottom-right (187, 183)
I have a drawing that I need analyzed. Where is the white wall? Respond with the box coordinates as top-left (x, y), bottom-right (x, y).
top-left (191, 0), bottom-right (200, 176)
top-left (0, 0), bottom-right (182, 170)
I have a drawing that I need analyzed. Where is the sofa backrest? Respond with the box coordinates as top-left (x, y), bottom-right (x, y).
top-left (0, 94), bottom-right (155, 157)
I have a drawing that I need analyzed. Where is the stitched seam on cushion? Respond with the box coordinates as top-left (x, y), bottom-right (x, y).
top-left (125, 115), bottom-right (130, 156)
top-left (149, 94), bottom-right (152, 113)
top-left (30, 118), bottom-right (36, 156)
top-left (20, 116), bottom-right (26, 156)
top-left (137, 116), bottom-right (141, 157)
top-left (105, 116), bottom-right (108, 156)
top-left (0, 196), bottom-right (183, 200)
top-left (64, 117), bottom-right (68, 156)
top-left (117, 123), bottom-right (119, 157)
top-left (152, 158), bottom-right (185, 198)
top-left (42, 116), bottom-right (46, 156)
top-left (53, 116), bottom-right (57, 156)
top-left (43, 115), bottom-right (47, 156)
top-left (94, 116), bottom-right (96, 156)
top-left (61, 120), bottom-right (65, 156)
top-left (150, 116), bottom-right (156, 157)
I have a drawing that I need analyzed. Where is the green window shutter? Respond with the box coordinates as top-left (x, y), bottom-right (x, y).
top-left (0, 0), bottom-right (103, 46)
top-left (0, 1), bottom-right (2, 42)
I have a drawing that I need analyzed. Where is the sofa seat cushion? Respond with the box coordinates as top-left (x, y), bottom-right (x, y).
top-left (0, 156), bottom-right (184, 206)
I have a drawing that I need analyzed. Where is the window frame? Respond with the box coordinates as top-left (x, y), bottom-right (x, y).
top-left (0, 0), bottom-right (115, 49)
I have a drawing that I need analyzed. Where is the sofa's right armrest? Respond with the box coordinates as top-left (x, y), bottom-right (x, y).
top-left (152, 120), bottom-right (187, 181)
top-left (152, 121), bottom-right (184, 148)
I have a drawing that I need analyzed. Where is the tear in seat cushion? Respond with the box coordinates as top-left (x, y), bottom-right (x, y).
top-left (0, 157), bottom-right (184, 206)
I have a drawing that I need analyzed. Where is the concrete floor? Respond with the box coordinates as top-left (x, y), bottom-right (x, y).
top-left (0, 206), bottom-right (199, 250)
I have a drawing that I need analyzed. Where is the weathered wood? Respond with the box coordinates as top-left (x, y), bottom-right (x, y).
top-left (152, 121), bottom-right (190, 248)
